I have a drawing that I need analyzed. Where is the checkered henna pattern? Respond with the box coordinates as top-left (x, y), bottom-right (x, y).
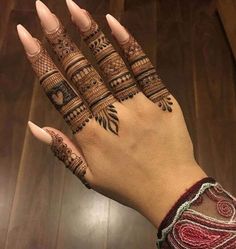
top-left (28, 43), bottom-right (92, 133)
top-left (80, 13), bottom-right (140, 101)
top-left (121, 35), bottom-right (173, 112)
top-left (46, 23), bottom-right (119, 135)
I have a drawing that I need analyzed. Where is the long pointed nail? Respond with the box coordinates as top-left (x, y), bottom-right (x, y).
top-left (28, 121), bottom-right (52, 144)
top-left (66, 0), bottom-right (91, 31)
top-left (106, 14), bottom-right (129, 44)
top-left (35, 0), bottom-right (59, 33)
top-left (17, 24), bottom-right (40, 55)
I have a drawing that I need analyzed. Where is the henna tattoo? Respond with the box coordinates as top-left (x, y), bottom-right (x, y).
top-left (121, 35), bottom-right (173, 112)
top-left (95, 104), bottom-right (119, 135)
top-left (46, 130), bottom-right (91, 189)
top-left (27, 45), bottom-right (92, 133)
top-left (80, 12), bottom-right (140, 101)
top-left (45, 23), bottom-right (119, 135)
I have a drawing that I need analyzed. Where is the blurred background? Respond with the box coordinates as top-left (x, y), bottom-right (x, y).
top-left (0, 0), bottom-right (236, 248)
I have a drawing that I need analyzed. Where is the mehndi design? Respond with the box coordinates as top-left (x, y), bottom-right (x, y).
top-left (45, 22), bottom-right (119, 135)
top-left (28, 44), bottom-right (92, 133)
top-left (121, 35), bottom-right (173, 112)
top-left (46, 129), bottom-right (91, 189)
top-left (80, 13), bottom-right (140, 101)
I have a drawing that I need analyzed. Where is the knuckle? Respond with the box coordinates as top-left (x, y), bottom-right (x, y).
top-left (75, 119), bottom-right (101, 147)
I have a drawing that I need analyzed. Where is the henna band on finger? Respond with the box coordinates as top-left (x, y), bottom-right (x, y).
top-left (27, 44), bottom-right (92, 133)
top-left (46, 129), bottom-right (91, 189)
top-left (121, 35), bottom-right (173, 112)
top-left (80, 12), bottom-right (140, 101)
top-left (45, 22), bottom-right (119, 135)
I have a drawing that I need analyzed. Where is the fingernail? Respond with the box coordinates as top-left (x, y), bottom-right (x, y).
top-left (106, 14), bottom-right (129, 44)
top-left (66, 0), bottom-right (91, 31)
top-left (35, 0), bottom-right (59, 33)
top-left (28, 121), bottom-right (52, 144)
top-left (17, 24), bottom-right (40, 55)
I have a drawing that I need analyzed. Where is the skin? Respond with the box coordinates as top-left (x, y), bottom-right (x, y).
top-left (18, 0), bottom-right (207, 229)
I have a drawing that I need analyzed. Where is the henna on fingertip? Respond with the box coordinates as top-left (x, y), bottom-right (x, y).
top-left (36, 3), bottom-right (120, 135)
top-left (45, 129), bottom-right (91, 189)
top-left (106, 14), bottom-right (173, 112)
top-left (66, 0), bottom-right (140, 101)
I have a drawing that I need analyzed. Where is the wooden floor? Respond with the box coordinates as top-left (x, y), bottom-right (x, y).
top-left (0, 0), bottom-right (236, 248)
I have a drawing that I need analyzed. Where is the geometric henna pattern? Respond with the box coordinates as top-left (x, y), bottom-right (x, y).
top-left (45, 129), bottom-right (91, 189)
top-left (80, 12), bottom-right (140, 101)
top-left (45, 21), bottom-right (119, 135)
top-left (121, 35), bottom-right (173, 112)
top-left (159, 183), bottom-right (236, 248)
top-left (27, 44), bottom-right (92, 133)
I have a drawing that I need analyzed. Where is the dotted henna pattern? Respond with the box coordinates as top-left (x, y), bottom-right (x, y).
top-left (46, 129), bottom-right (91, 189)
top-left (28, 45), bottom-right (92, 133)
top-left (45, 22), bottom-right (119, 135)
top-left (121, 35), bottom-right (173, 112)
top-left (80, 12), bottom-right (140, 101)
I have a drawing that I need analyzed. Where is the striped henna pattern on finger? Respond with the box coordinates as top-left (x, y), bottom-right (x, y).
top-left (121, 35), bottom-right (173, 112)
top-left (45, 22), bottom-right (119, 135)
top-left (80, 13), bottom-right (140, 101)
top-left (28, 44), bottom-right (92, 133)
top-left (46, 129), bottom-right (91, 189)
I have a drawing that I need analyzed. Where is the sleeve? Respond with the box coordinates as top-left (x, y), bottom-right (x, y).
top-left (156, 177), bottom-right (236, 248)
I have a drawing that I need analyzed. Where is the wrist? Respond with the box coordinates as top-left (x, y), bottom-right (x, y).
top-left (137, 163), bottom-right (208, 228)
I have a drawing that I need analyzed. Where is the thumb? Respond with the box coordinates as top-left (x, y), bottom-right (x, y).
top-left (28, 121), bottom-right (93, 189)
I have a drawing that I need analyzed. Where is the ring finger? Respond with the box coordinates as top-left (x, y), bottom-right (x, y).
top-left (36, 1), bottom-right (120, 135)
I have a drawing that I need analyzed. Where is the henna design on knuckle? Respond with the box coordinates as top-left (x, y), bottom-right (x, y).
top-left (79, 12), bottom-right (140, 101)
top-left (27, 44), bottom-right (92, 133)
top-left (45, 129), bottom-right (91, 189)
top-left (45, 23), bottom-right (119, 135)
top-left (121, 35), bottom-right (173, 112)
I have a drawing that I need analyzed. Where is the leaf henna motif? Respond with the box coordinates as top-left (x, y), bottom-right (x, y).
top-left (95, 105), bottom-right (119, 135)
top-left (45, 21), bottom-right (120, 135)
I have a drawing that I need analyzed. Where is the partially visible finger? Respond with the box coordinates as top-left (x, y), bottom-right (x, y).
top-left (66, 0), bottom-right (140, 102)
top-left (28, 121), bottom-right (93, 189)
top-left (17, 24), bottom-right (92, 134)
top-left (106, 14), bottom-right (173, 112)
top-left (35, 1), bottom-right (120, 136)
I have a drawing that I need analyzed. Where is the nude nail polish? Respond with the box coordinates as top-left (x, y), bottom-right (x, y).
top-left (106, 14), bottom-right (129, 44)
top-left (28, 121), bottom-right (52, 145)
top-left (66, 0), bottom-right (91, 31)
top-left (17, 24), bottom-right (40, 55)
top-left (35, 0), bottom-right (59, 33)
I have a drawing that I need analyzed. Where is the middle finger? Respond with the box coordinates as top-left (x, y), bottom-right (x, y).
top-left (36, 1), bottom-right (120, 135)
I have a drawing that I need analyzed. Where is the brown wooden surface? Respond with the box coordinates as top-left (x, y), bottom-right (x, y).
top-left (217, 0), bottom-right (236, 60)
top-left (0, 0), bottom-right (236, 249)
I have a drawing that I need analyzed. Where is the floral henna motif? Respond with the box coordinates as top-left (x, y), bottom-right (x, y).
top-left (80, 12), bottom-right (140, 101)
top-left (46, 129), bottom-right (91, 189)
top-left (121, 35), bottom-right (173, 112)
top-left (45, 22), bottom-right (119, 135)
top-left (158, 181), bottom-right (236, 248)
top-left (27, 44), bottom-right (92, 133)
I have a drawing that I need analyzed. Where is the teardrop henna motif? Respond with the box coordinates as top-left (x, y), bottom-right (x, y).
top-left (121, 35), bottom-right (173, 112)
top-left (45, 129), bottom-right (91, 189)
top-left (45, 21), bottom-right (120, 135)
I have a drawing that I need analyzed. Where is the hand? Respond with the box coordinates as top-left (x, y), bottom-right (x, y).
top-left (17, 0), bottom-right (207, 228)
